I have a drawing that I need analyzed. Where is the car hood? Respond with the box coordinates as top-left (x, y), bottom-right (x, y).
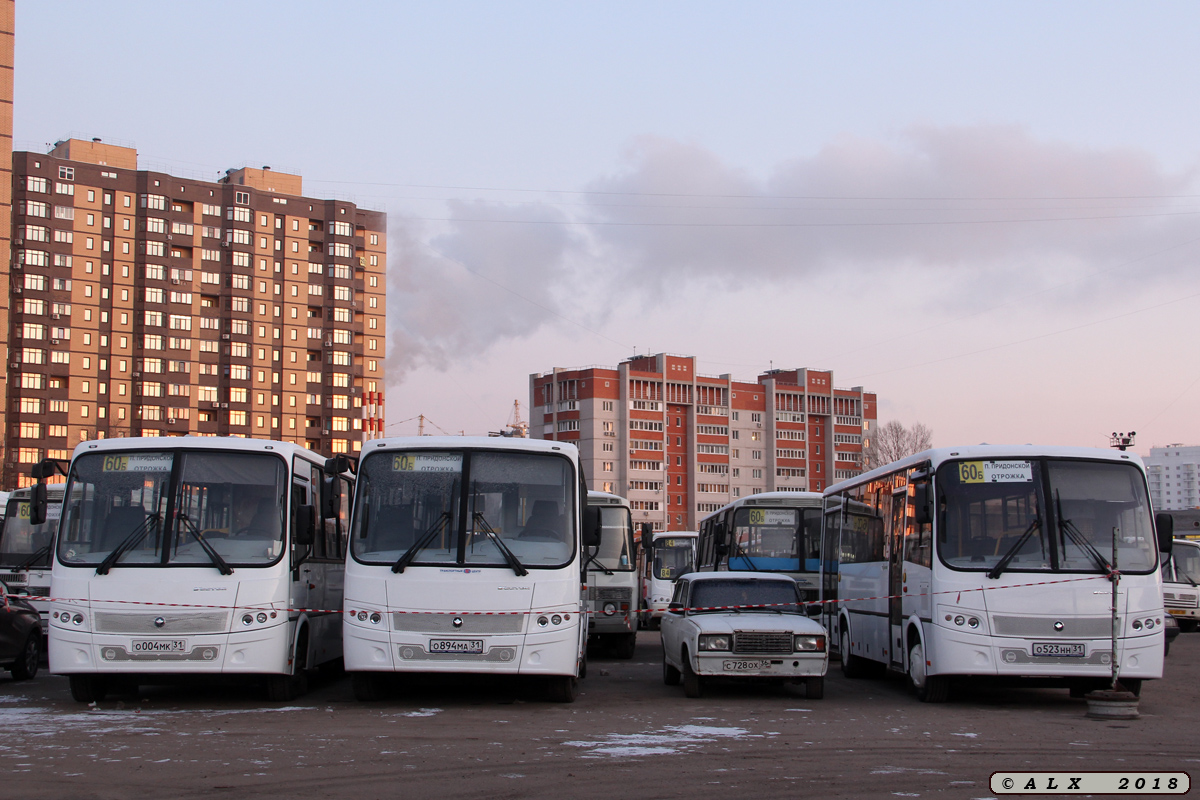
top-left (687, 612), bottom-right (826, 635)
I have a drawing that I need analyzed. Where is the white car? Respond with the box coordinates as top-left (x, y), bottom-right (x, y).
top-left (660, 572), bottom-right (828, 699)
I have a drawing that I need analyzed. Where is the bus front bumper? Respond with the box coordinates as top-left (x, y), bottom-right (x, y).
top-left (49, 624), bottom-right (293, 675)
top-left (929, 626), bottom-right (1164, 680)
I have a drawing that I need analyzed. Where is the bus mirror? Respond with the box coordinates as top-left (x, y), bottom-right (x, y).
top-left (715, 542), bottom-right (729, 557)
top-left (321, 479), bottom-right (339, 519)
top-left (1156, 513), bottom-right (1174, 555)
top-left (639, 522), bottom-right (653, 547)
top-left (324, 454), bottom-right (357, 476)
top-left (295, 505), bottom-right (316, 546)
top-left (913, 483), bottom-right (933, 526)
top-left (582, 506), bottom-right (602, 548)
top-left (30, 482), bottom-right (48, 526)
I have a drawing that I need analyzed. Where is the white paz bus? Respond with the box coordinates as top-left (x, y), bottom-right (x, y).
top-left (39, 437), bottom-right (355, 703)
top-left (1, 485), bottom-right (65, 629)
top-left (585, 491), bottom-right (640, 658)
top-left (639, 529), bottom-right (697, 630)
top-left (343, 437), bottom-right (599, 702)
top-left (823, 445), bottom-right (1173, 702)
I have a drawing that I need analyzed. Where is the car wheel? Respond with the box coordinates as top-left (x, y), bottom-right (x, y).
top-left (682, 649), bottom-right (703, 698)
top-left (805, 675), bottom-right (824, 700)
top-left (663, 651), bottom-right (681, 686)
top-left (545, 675), bottom-right (578, 703)
top-left (10, 632), bottom-right (40, 681)
top-left (908, 640), bottom-right (949, 703)
top-left (840, 628), bottom-right (867, 679)
top-left (69, 675), bottom-right (109, 703)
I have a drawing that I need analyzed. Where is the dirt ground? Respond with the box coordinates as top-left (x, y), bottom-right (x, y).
top-left (1, 631), bottom-right (1195, 799)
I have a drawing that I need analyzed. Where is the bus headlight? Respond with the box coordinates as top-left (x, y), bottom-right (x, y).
top-left (794, 635), bottom-right (826, 652)
top-left (698, 634), bottom-right (731, 651)
top-left (242, 614), bottom-right (254, 626)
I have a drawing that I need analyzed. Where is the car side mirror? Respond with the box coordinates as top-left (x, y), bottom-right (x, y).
top-left (30, 482), bottom-right (48, 526)
top-left (1156, 513), bottom-right (1174, 555)
top-left (582, 506), bottom-right (602, 548)
top-left (913, 483), bottom-right (933, 526)
top-left (805, 602), bottom-right (823, 618)
top-left (667, 601), bottom-right (685, 614)
top-left (295, 504), bottom-right (316, 546)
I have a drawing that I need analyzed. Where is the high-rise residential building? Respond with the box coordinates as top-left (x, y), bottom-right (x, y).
top-left (5, 139), bottom-right (387, 488)
top-left (530, 353), bottom-right (877, 531)
top-left (1145, 444), bottom-right (1200, 511)
top-left (0, 1), bottom-right (15, 481)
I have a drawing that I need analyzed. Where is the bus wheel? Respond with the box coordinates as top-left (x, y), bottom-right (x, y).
top-left (9, 632), bottom-right (40, 681)
top-left (805, 675), bottom-right (825, 700)
top-left (908, 641), bottom-right (949, 703)
top-left (613, 632), bottom-right (637, 660)
top-left (682, 651), bottom-right (703, 699)
top-left (69, 675), bottom-right (109, 703)
top-left (352, 672), bottom-right (386, 702)
top-left (840, 629), bottom-right (867, 679)
top-left (545, 675), bottom-right (578, 703)
top-left (1116, 678), bottom-right (1142, 697)
top-left (1179, 620), bottom-right (1198, 633)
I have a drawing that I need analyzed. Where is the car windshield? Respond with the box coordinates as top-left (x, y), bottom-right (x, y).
top-left (938, 458), bottom-right (1157, 574)
top-left (591, 505), bottom-right (635, 571)
top-left (351, 449), bottom-right (575, 570)
top-left (729, 506), bottom-right (821, 572)
top-left (0, 497), bottom-right (59, 567)
top-left (56, 450), bottom-right (287, 568)
top-left (689, 579), bottom-right (802, 614)
top-left (653, 537), bottom-right (695, 581)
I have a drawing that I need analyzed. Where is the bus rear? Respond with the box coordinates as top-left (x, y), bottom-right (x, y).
top-left (639, 530), bottom-right (697, 629)
top-left (585, 491), bottom-right (639, 658)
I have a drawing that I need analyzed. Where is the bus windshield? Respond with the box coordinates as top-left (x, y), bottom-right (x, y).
top-left (594, 506), bottom-right (634, 571)
top-left (1169, 543), bottom-right (1200, 585)
top-left (937, 458), bottom-right (1157, 575)
top-left (57, 450), bottom-right (288, 569)
top-left (1, 499), bottom-right (57, 567)
top-left (352, 450), bottom-right (575, 570)
top-left (729, 507), bottom-right (822, 571)
top-left (653, 537), bottom-right (694, 581)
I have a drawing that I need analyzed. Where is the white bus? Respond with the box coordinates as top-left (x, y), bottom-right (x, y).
top-left (696, 492), bottom-right (826, 603)
top-left (823, 445), bottom-right (1173, 701)
top-left (1, 485), bottom-right (65, 629)
top-left (40, 437), bottom-right (355, 703)
top-left (1163, 538), bottom-right (1199, 633)
top-left (585, 491), bottom-right (639, 658)
top-left (639, 530), bottom-right (697, 630)
top-left (343, 437), bottom-right (598, 703)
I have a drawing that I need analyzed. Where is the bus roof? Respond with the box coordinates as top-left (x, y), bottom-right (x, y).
top-left (698, 491), bottom-right (823, 525)
top-left (361, 436), bottom-right (579, 458)
top-left (651, 530), bottom-right (698, 542)
top-left (587, 490), bottom-right (629, 507)
top-left (825, 444), bottom-right (1147, 497)
top-left (71, 436), bottom-right (325, 460)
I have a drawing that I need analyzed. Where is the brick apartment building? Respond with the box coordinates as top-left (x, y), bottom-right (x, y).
top-left (0, 2), bottom-right (14, 483)
top-left (4, 139), bottom-right (386, 487)
top-left (530, 353), bottom-right (877, 531)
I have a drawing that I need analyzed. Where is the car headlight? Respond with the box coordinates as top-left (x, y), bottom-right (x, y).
top-left (698, 634), bottom-right (731, 651)
top-left (794, 634), bottom-right (826, 652)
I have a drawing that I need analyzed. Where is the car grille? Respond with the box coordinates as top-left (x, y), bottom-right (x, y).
top-left (733, 631), bottom-right (793, 654)
top-left (590, 587), bottom-right (631, 602)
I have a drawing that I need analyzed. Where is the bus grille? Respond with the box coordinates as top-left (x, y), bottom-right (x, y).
top-left (94, 612), bottom-right (230, 634)
top-left (1164, 592), bottom-right (1199, 608)
top-left (391, 613), bottom-right (524, 634)
top-left (590, 587), bottom-right (631, 602)
top-left (733, 631), bottom-right (793, 654)
top-left (992, 616), bottom-right (1114, 638)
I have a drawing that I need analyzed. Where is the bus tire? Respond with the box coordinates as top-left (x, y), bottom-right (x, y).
top-left (267, 631), bottom-right (310, 702)
top-left (682, 649), bottom-right (703, 698)
top-left (613, 632), bottom-right (637, 660)
top-left (69, 675), bottom-right (108, 703)
top-left (805, 675), bottom-right (825, 700)
top-left (545, 675), bottom-right (578, 703)
top-left (840, 628), bottom-right (867, 679)
top-left (663, 652), bottom-right (681, 686)
top-left (9, 631), bottom-right (40, 681)
top-left (908, 640), bottom-right (949, 703)
top-left (1117, 678), bottom-right (1142, 697)
top-left (352, 672), bottom-right (386, 702)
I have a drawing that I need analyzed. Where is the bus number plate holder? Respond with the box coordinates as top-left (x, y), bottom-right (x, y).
top-left (429, 638), bottom-right (485, 655)
top-left (1032, 642), bottom-right (1084, 657)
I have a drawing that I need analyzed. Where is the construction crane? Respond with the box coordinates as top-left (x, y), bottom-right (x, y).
top-left (489, 400), bottom-right (528, 438)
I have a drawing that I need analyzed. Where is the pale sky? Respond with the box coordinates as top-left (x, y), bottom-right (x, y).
top-left (15, 2), bottom-right (1200, 455)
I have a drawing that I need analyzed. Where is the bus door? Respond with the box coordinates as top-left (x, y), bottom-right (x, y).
top-left (290, 460), bottom-right (318, 622)
top-left (888, 487), bottom-right (906, 668)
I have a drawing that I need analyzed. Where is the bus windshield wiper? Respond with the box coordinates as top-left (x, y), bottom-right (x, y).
top-left (176, 514), bottom-right (234, 575)
top-left (392, 511), bottom-right (451, 573)
top-left (15, 543), bottom-right (52, 570)
top-left (1055, 491), bottom-right (1113, 578)
top-left (1176, 567), bottom-right (1199, 588)
top-left (95, 514), bottom-right (160, 575)
top-left (732, 540), bottom-right (759, 571)
top-left (472, 512), bottom-right (527, 577)
top-left (987, 516), bottom-right (1042, 580)
top-left (584, 548), bottom-right (614, 576)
